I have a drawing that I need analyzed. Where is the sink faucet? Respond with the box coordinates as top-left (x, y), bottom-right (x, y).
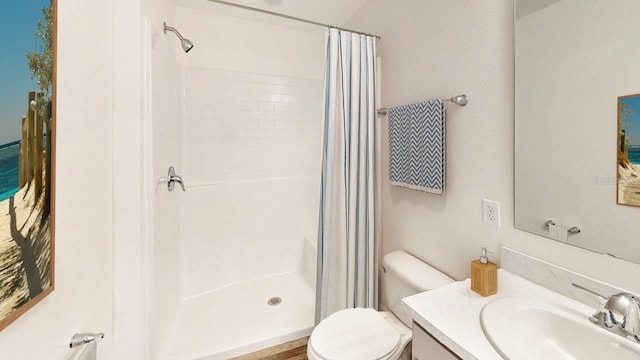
top-left (572, 283), bottom-right (640, 342)
top-left (605, 293), bottom-right (640, 339)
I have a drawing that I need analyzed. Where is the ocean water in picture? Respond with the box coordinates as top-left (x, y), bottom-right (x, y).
top-left (629, 146), bottom-right (640, 165)
top-left (0, 141), bottom-right (20, 202)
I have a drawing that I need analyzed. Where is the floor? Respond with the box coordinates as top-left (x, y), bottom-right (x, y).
top-left (160, 272), bottom-right (315, 360)
top-left (230, 337), bottom-right (309, 360)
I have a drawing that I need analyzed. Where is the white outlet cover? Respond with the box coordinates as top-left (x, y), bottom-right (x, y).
top-left (483, 199), bottom-right (501, 227)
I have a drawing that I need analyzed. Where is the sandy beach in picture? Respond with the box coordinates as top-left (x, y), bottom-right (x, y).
top-left (618, 163), bottom-right (640, 205)
top-left (0, 180), bottom-right (51, 319)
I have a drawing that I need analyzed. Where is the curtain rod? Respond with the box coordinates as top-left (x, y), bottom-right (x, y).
top-left (204, 0), bottom-right (381, 39)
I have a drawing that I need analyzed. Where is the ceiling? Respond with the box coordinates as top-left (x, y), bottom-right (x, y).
top-left (176, 0), bottom-right (371, 27)
top-left (516, 0), bottom-right (564, 19)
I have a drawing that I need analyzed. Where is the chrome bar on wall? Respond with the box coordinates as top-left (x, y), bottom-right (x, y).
top-left (69, 333), bottom-right (104, 348)
top-left (544, 220), bottom-right (581, 235)
top-left (376, 94), bottom-right (468, 116)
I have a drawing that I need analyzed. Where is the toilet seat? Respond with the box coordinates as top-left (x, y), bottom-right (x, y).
top-left (308, 308), bottom-right (403, 360)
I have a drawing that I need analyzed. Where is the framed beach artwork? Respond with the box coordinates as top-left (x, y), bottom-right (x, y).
top-left (618, 94), bottom-right (640, 207)
top-left (0, 0), bottom-right (55, 330)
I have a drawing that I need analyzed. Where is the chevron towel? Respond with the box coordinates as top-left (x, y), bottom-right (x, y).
top-left (388, 99), bottom-right (445, 194)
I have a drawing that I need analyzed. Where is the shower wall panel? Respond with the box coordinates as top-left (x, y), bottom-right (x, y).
top-left (148, 14), bottom-right (182, 359)
top-left (180, 67), bottom-right (323, 298)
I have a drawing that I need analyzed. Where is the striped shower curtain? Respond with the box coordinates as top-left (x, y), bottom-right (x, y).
top-left (316, 28), bottom-right (378, 322)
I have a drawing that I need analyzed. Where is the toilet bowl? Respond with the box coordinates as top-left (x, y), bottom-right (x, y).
top-left (307, 309), bottom-right (411, 360)
top-left (307, 251), bottom-right (454, 360)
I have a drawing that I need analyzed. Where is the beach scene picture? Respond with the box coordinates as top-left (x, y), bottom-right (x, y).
top-left (618, 94), bottom-right (640, 207)
top-left (0, 0), bottom-right (54, 330)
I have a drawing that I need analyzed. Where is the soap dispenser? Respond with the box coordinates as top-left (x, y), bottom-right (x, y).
top-left (471, 248), bottom-right (497, 297)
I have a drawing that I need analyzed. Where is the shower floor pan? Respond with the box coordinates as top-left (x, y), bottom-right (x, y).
top-left (160, 272), bottom-right (315, 360)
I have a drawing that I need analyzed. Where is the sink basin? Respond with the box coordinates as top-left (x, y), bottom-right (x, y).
top-left (481, 297), bottom-right (640, 360)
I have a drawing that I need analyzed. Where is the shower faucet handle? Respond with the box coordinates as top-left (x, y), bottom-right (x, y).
top-left (167, 166), bottom-right (186, 192)
top-left (170, 175), bottom-right (186, 192)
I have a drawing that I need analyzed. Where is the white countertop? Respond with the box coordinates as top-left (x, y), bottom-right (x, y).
top-left (402, 269), bottom-right (596, 360)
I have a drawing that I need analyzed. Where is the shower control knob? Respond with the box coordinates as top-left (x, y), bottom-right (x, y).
top-left (167, 166), bottom-right (186, 192)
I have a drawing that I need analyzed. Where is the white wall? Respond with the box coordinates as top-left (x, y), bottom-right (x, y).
top-left (175, 5), bottom-right (324, 299)
top-left (140, 0), bottom-right (183, 359)
top-left (515, 0), bottom-right (640, 261)
top-left (147, 31), bottom-right (182, 360)
top-left (0, 0), bottom-right (115, 358)
top-left (175, 6), bottom-right (325, 77)
top-left (347, 0), bottom-right (640, 293)
top-left (111, 0), bottom-right (146, 358)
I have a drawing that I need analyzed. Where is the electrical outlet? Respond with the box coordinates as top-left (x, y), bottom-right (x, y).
top-left (483, 199), bottom-right (501, 227)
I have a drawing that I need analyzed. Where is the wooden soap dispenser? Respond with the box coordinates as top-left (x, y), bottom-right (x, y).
top-left (471, 247), bottom-right (497, 297)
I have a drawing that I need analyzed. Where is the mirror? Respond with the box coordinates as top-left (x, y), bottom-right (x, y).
top-left (0, 0), bottom-right (55, 330)
top-left (515, 0), bottom-right (640, 263)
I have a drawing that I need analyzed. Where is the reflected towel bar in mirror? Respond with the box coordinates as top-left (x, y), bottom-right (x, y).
top-left (544, 220), bottom-right (581, 235)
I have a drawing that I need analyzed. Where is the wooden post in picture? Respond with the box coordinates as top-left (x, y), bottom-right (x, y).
top-left (44, 101), bottom-right (52, 217)
top-left (26, 91), bottom-right (36, 185)
top-left (19, 116), bottom-right (27, 188)
top-left (35, 92), bottom-right (45, 198)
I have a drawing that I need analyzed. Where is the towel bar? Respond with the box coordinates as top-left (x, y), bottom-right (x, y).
top-left (377, 94), bottom-right (467, 115)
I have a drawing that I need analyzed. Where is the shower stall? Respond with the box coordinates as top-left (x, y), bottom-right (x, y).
top-left (147, 2), bottom-right (326, 359)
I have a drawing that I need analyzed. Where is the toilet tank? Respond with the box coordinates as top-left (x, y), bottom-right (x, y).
top-left (380, 251), bottom-right (454, 326)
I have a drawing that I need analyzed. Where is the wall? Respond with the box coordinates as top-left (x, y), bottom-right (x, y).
top-left (147, 27), bottom-right (183, 360)
top-left (175, 5), bottom-right (325, 299)
top-left (0, 0), bottom-right (115, 358)
top-left (140, 0), bottom-right (182, 359)
top-left (174, 6), bottom-right (325, 76)
top-left (111, 0), bottom-right (146, 358)
top-left (515, 0), bottom-right (640, 261)
top-left (346, 0), bottom-right (640, 293)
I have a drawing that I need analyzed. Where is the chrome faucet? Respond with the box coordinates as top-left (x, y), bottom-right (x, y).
top-left (572, 283), bottom-right (640, 342)
top-left (167, 166), bottom-right (186, 192)
top-left (69, 332), bottom-right (104, 348)
top-left (605, 293), bottom-right (640, 339)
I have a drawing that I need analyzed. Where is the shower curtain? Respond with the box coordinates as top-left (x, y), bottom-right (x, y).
top-left (316, 28), bottom-right (378, 322)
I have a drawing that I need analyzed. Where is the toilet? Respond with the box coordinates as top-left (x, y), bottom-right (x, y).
top-left (307, 250), bottom-right (454, 360)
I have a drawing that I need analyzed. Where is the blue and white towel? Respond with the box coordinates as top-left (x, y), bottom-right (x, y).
top-left (388, 99), bottom-right (445, 194)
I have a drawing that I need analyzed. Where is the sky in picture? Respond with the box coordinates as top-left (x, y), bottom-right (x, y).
top-left (621, 95), bottom-right (640, 146)
top-left (0, 0), bottom-right (49, 145)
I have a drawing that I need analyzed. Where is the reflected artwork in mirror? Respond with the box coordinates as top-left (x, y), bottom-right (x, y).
top-left (514, 0), bottom-right (640, 263)
top-left (618, 94), bottom-right (640, 207)
top-left (0, 0), bottom-right (55, 330)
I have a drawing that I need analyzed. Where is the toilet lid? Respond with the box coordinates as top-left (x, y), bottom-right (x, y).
top-left (310, 308), bottom-right (401, 360)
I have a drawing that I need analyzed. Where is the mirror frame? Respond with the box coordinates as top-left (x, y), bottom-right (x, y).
top-left (0, 0), bottom-right (56, 331)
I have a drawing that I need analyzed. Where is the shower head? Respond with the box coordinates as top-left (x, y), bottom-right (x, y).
top-left (163, 22), bottom-right (194, 53)
top-left (179, 38), bottom-right (194, 53)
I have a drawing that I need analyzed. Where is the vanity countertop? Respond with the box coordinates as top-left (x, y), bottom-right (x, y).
top-left (402, 268), bottom-right (595, 360)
